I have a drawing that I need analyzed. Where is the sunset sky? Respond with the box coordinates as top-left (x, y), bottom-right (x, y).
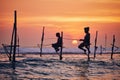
top-left (0, 0), bottom-right (120, 48)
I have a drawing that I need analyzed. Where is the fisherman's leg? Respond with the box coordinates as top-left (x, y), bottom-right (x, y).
top-left (85, 45), bottom-right (91, 53)
top-left (78, 43), bottom-right (86, 53)
top-left (52, 44), bottom-right (59, 52)
top-left (85, 45), bottom-right (91, 61)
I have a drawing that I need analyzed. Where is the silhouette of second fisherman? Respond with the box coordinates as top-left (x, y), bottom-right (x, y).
top-left (52, 32), bottom-right (62, 52)
top-left (78, 27), bottom-right (91, 54)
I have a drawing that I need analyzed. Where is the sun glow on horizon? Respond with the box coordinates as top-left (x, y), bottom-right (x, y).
top-left (72, 40), bottom-right (78, 45)
top-left (0, 0), bottom-right (120, 47)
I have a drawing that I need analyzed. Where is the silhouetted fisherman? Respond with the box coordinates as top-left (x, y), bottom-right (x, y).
top-left (52, 32), bottom-right (62, 52)
top-left (78, 27), bottom-right (91, 54)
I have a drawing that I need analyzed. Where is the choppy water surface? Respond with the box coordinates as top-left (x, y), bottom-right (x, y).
top-left (0, 54), bottom-right (120, 80)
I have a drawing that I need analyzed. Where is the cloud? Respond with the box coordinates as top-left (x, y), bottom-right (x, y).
top-left (18, 16), bottom-right (120, 23)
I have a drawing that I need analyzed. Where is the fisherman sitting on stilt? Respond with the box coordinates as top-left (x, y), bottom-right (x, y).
top-left (78, 27), bottom-right (91, 54)
top-left (52, 32), bottom-right (62, 53)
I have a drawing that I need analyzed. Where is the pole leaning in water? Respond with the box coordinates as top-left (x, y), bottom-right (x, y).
top-left (111, 35), bottom-right (115, 59)
top-left (94, 31), bottom-right (98, 59)
top-left (12, 10), bottom-right (17, 69)
top-left (40, 27), bottom-right (45, 57)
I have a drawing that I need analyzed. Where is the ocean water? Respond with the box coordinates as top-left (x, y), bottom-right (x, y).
top-left (0, 54), bottom-right (120, 80)
top-left (0, 47), bottom-right (120, 54)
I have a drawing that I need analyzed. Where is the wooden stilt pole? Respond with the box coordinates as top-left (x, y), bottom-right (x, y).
top-left (60, 32), bottom-right (63, 60)
top-left (105, 34), bottom-right (107, 53)
top-left (17, 35), bottom-right (19, 56)
top-left (94, 31), bottom-right (98, 59)
top-left (40, 27), bottom-right (45, 57)
top-left (111, 35), bottom-right (115, 59)
top-left (100, 45), bottom-right (103, 55)
top-left (10, 24), bottom-right (15, 61)
top-left (12, 10), bottom-right (17, 69)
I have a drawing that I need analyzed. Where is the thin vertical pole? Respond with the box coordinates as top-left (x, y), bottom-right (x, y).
top-left (60, 32), bottom-right (63, 60)
top-left (100, 45), bottom-right (103, 55)
top-left (105, 34), bottom-right (107, 53)
top-left (17, 35), bottom-right (19, 56)
top-left (94, 31), bottom-right (98, 59)
top-left (111, 35), bottom-right (115, 59)
top-left (12, 10), bottom-right (17, 69)
top-left (10, 24), bottom-right (15, 61)
top-left (40, 27), bottom-right (45, 57)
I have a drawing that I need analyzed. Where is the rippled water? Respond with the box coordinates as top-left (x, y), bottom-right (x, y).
top-left (0, 54), bottom-right (120, 80)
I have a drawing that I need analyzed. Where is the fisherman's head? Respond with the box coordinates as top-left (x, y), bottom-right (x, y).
top-left (56, 32), bottom-right (60, 37)
top-left (84, 27), bottom-right (89, 33)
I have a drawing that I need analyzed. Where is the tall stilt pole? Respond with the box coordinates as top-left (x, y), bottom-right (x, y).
top-left (40, 27), bottom-right (45, 57)
top-left (12, 10), bottom-right (17, 69)
top-left (60, 32), bottom-right (63, 60)
top-left (94, 31), bottom-right (98, 59)
top-left (105, 34), bottom-right (107, 53)
top-left (111, 35), bottom-right (115, 59)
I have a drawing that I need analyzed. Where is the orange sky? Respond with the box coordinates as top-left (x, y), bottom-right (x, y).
top-left (0, 0), bottom-right (120, 48)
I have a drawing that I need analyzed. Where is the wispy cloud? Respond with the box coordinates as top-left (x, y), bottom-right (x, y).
top-left (18, 16), bottom-right (120, 23)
